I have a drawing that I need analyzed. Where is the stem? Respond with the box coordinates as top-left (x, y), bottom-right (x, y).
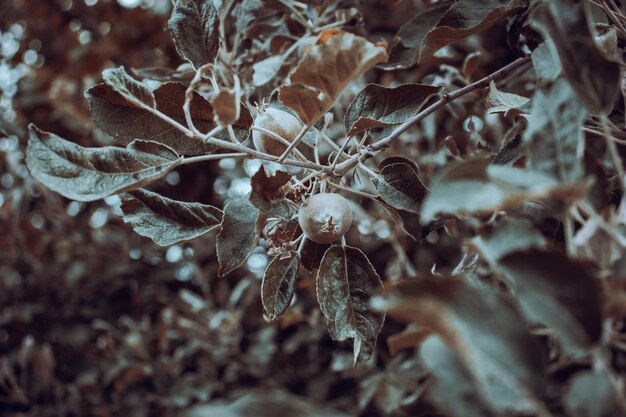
top-left (182, 152), bottom-right (249, 165)
top-left (326, 180), bottom-right (379, 200)
top-left (278, 123), bottom-right (313, 163)
top-left (368, 56), bottom-right (532, 153)
top-left (578, 200), bottom-right (626, 249)
top-left (389, 236), bottom-right (417, 278)
top-left (600, 114), bottom-right (626, 194)
top-left (251, 126), bottom-right (308, 161)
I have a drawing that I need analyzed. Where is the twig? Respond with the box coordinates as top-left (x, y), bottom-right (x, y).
top-left (250, 126), bottom-right (308, 161)
top-left (600, 114), bottom-right (626, 194)
top-left (326, 180), bottom-right (379, 200)
top-left (328, 57), bottom-right (532, 176)
top-left (278, 123), bottom-right (313, 163)
top-left (182, 153), bottom-right (249, 165)
top-left (368, 56), bottom-right (532, 153)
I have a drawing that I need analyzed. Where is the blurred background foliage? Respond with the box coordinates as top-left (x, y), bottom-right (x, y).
top-left (3, 0), bottom-right (619, 416)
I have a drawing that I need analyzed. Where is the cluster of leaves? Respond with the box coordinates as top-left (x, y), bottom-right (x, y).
top-left (5, 0), bottom-right (626, 415)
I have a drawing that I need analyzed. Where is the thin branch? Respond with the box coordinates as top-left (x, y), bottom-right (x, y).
top-left (278, 123), bottom-right (313, 163)
top-left (182, 152), bottom-right (249, 165)
top-left (368, 56), bottom-right (532, 153)
top-left (326, 180), bottom-right (379, 200)
top-left (251, 126), bottom-right (308, 161)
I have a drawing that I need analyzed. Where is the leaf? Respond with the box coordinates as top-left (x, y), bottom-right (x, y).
top-left (419, 335), bottom-right (496, 417)
top-left (485, 81), bottom-right (530, 114)
top-left (490, 117), bottom-right (527, 165)
top-left (374, 162), bottom-right (426, 214)
top-left (185, 390), bottom-right (352, 417)
top-left (216, 198), bottom-right (267, 276)
top-left (523, 78), bottom-right (588, 183)
top-left (420, 157), bottom-right (589, 222)
top-left (531, 0), bottom-right (620, 112)
top-left (262, 252), bottom-right (300, 322)
top-left (102, 66), bottom-right (155, 108)
top-left (470, 218), bottom-right (546, 264)
top-left (531, 41), bottom-right (561, 84)
top-left (26, 125), bottom-right (181, 202)
top-left (168, 0), bottom-right (220, 68)
top-left (499, 249), bottom-right (604, 353)
top-left (317, 245), bottom-right (385, 365)
top-left (419, 0), bottom-right (526, 63)
top-left (564, 367), bottom-right (626, 417)
top-left (279, 30), bottom-right (388, 125)
top-left (381, 5), bottom-right (449, 70)
top-left (86, 81), bottom-right (216, 156)
top-left (300, 239), bottom-right (330, 271)
top-left (120, 189), bottom-right (222, 246)
top-left (386, 325), bottom-right (431, 355)
top-left (253, 55), bottom-right (285, 87)
top-left (211, 88), bottom-right (240, 127)
top-left (344, 83), bottom-right (442, 136)
top-left (250, 165), bottom-right (292, 212)
top-left (372, 278), bottom-right (546, 414)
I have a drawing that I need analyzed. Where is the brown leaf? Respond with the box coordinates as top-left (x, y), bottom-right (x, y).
top-left (279, 30), bottom-right (388, 125)
top-left (87, 81), bottom-right (216, 156)
top-left (419, 0), bottom-right (526, 63)
top-left (250, 165), bottom-right (292, 212)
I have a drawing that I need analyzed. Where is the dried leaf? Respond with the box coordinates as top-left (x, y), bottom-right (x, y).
top-left (387, 325), bottom-right (431, 355)
top-left (344, 83), bottom-right (442, 136)
top-left (168, 0), bottom-right (220, 68)
top-left (211, 88), bottom-right (240, 127)
top-left (279, 30), bottom-right (388, 125)
top-left (317, 245), bottom-right (385, 365)
top-left (382, 5), bottom-right (449, 70)
top-left (121, 189), bottom-right (222, 246)
top-left (216, 198), bottom-right (267, 276)
top-left (250, 165), bottom-right (292, 212)
top-left (262, 252), bottom-right (300, 321)
top-left (26, 125), bottom-right (181, 202)
top-left (419, 0), bottom-right (526, 63)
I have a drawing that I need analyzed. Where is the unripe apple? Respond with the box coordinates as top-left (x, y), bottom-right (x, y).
top-left (252, 107), bottom-right (303, 156)
top-left (298, 193), bottom-right (352, 244)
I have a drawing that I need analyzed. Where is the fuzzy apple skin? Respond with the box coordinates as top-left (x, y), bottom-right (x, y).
top-left (298, 193), bottom-right (353, 244)
top-left (252, 107), bottom-right (303, 156)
